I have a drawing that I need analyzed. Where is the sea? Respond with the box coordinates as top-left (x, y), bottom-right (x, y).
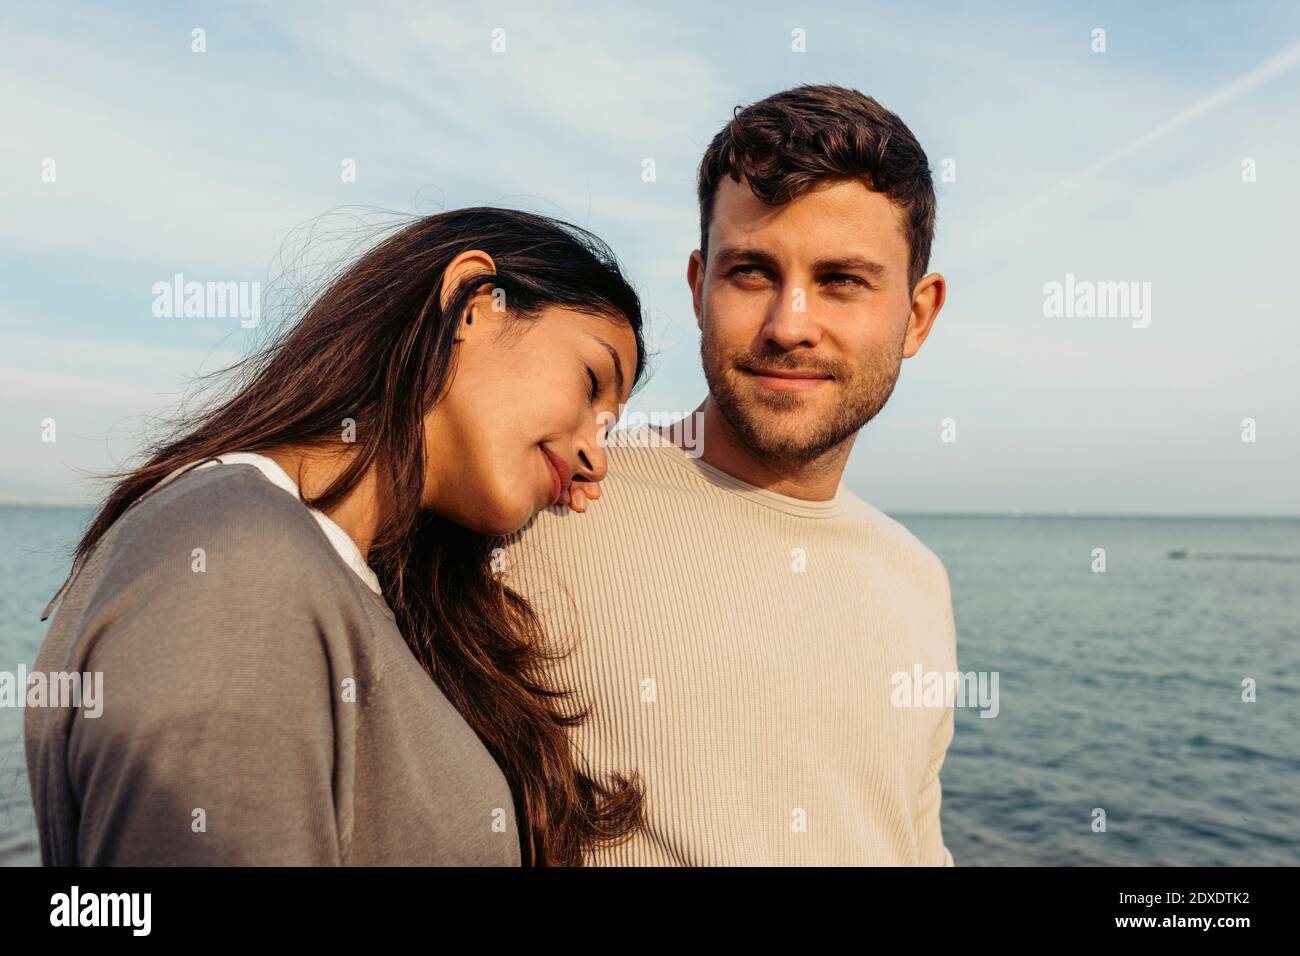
top-left (0, 506), bottom-right (1296, 866)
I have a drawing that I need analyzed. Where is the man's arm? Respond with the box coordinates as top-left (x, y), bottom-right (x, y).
top-left (915, 703), bottom-right (955, 866)
top-left (915, 561), bottom-right (957, 866)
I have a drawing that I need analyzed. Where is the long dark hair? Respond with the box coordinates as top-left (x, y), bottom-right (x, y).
top-left (70, 207), bottom-right (649, 865)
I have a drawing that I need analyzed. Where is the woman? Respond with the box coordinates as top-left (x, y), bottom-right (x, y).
top-left (26, 207), bottom-right (647, 866)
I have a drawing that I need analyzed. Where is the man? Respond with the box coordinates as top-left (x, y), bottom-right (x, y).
top-left (501, 84), bottom-right (955, 865)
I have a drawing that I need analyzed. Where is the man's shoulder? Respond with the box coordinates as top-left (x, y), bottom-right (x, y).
top-left (836, 488), bottom-right (950, 587)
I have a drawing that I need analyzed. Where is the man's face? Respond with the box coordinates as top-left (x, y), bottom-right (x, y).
top-left (689, 175), bottom-right (923, 463)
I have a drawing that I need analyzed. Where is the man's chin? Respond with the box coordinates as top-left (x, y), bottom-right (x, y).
top-left (719, 400), bottom-right (828, 460)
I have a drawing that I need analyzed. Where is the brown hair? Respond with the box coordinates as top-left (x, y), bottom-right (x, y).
top-left (68, 207), bottom-right (648, 865)
top-left (697, 83), bottom-right (936, 289)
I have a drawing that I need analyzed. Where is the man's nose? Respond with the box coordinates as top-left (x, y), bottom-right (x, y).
top-left (761, 283), bottom-right (823, 350)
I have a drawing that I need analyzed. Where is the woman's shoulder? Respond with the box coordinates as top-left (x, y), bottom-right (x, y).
top-left (72, 463), bottom-right (362, 626)
top-left (30, 464), bottom-right (375, 768)
top-left (119, 463), bottom-right (344, 570)
top-left (35, 464), bottom-right (378, 717)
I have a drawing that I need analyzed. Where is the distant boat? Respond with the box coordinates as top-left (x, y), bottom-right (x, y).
top-left (1168, 548), bottom-right (1300, 563)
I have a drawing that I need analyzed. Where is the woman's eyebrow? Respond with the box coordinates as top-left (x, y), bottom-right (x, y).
top-left (589, 334), bottom-right (625, 395)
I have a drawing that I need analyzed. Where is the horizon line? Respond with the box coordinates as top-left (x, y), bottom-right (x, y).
top-left (1, 497), bottom-right (1296, 521)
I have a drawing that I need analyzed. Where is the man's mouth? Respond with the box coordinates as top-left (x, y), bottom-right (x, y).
top-left (742, 365), bottom-right (833, 392)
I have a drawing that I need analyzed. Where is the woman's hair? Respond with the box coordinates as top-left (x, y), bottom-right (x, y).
top-left (72, 207), bottom-right (649, 865)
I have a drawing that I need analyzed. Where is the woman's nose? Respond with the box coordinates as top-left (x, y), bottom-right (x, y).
top-left (572, 440), bottom-right (607, 483)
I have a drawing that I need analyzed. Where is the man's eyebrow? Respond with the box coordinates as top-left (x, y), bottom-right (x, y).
top-left (714, 247), bottom-right (887, 277)
top-left (813, 255), bottom-right (887, 277)
top-left (590, 334), bottom-right (626, 397)
top-left (714, 246), bottom-right (780, 269)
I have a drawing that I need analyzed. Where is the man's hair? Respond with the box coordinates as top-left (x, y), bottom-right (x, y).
top-left (697, 84), bottom-right (936, 290)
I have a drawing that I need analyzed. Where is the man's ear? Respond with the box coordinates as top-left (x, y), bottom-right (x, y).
top-left (687, 249), bottom-right (706, 331)
top-left (903, 272), bottom-right (946, 359)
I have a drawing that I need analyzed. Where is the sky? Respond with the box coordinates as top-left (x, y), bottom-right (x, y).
top-left (2, 1), bottom-right (1298, 515)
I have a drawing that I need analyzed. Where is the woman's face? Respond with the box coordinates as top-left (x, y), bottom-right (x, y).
top-left (423, 253), bottom-right (639, 536)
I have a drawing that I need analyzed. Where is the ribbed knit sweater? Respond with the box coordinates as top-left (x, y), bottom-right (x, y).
top-left (501, 424), bottom-right (957, 866)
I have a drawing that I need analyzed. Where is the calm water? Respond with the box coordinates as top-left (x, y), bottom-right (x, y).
top-left (1, 506), bottom-right (1296, 866)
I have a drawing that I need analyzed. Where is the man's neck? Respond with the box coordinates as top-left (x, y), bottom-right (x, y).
top-left (658, 397), bottom-right (851, 502)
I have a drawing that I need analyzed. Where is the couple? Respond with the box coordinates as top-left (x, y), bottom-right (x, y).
top-left (26, 83), bottom-right (956, 866)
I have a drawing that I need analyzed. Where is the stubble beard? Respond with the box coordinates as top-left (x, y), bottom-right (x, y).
top-left (700, 320), bottom-right (905, 464)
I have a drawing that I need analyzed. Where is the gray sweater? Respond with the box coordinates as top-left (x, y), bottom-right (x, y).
top-left (25, 463), bottom-right (521, 865)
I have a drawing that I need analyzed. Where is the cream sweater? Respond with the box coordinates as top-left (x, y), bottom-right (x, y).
top-left (501, 425), bottom-right (957, 865)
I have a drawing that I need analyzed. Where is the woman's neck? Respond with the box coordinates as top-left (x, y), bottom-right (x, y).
top-left (262, 446), bottom-right (385, 558)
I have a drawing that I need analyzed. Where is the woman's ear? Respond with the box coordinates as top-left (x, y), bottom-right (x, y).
top-left (439, 249), bottom-right (498, 314)
top-left (452, 304), bottom-right (478, 344)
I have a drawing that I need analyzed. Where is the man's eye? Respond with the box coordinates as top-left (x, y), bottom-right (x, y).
top-left (823, 273), bottom-right (866, 288)
top-left (730, 265), bottom-right (770, 280)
